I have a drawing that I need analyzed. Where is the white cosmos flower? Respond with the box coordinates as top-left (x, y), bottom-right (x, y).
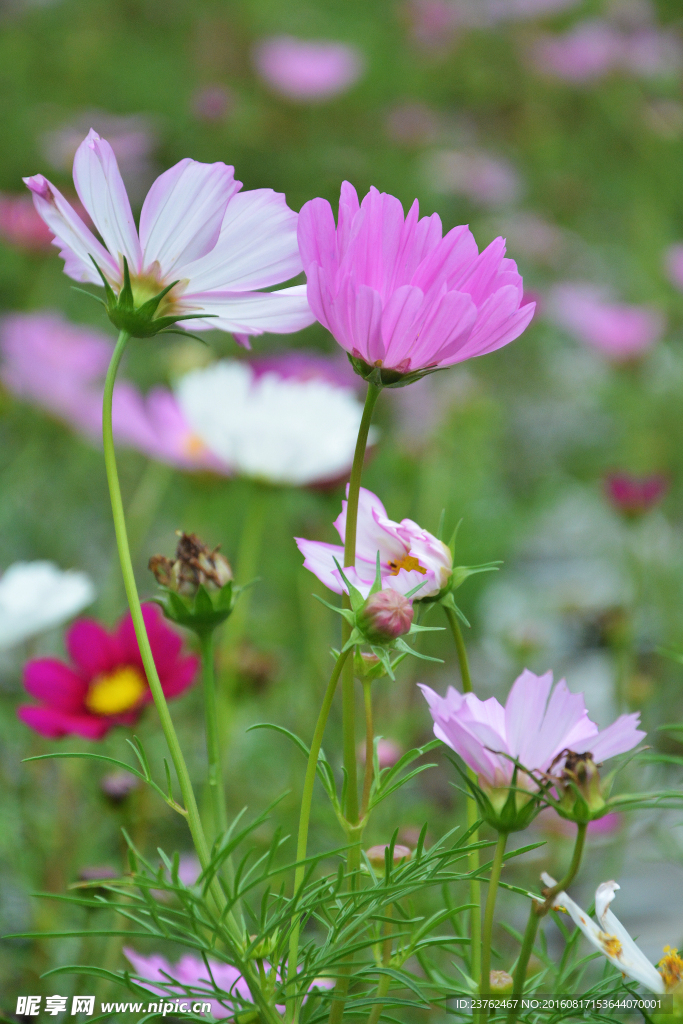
top-left (23, 129), bottom-right (314, 341)
top-left (175, 360), bottom-right (376, 486)
top-left (542, 872), bottom-right (683, 994)
top-left (0, 561), bottom-right (95, 650)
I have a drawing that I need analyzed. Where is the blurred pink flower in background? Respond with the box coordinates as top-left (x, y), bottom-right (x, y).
top-left (385, 102), bottom-right (440, 147)
top-left (0, 194), bottom-right (54, 250)
top-left (530, 19), bottom-right (682, 82)
top-left (253, 36), bottom-right (365, 102)
top-left (406, 0), bottom-right (460, 51)
top-left (547, 283), bottom-right (664, 361)
top-left (664, 243), bottom-right (683, 291)
top-left (425, 149), bottom-right (523, 206)
top-left (298, 182), bottom-right (534, 374)
top-left (536, 806), bottom-right (623, 837)
top-left (605, 472), bottom-right (668, 517)
top-left (406, 0), bottom-right (580, 49)
top-left (358, 738), bottom-right (404, 768)
top-left (124, 948), bottom-right (253, 1017)
top-left (490, 212), bottom-right (564, 265)
top-left (192, 85), bottom-right (236, 122)
top-left (249, 349), bottom-right (357, 389)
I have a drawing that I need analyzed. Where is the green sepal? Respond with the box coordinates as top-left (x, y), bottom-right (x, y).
top-left (448, 756), bottom-right (544, 834)
top-left (154, 580), bottom-right (237, 636)
top-left (348, 352), bottom-right (444, 389)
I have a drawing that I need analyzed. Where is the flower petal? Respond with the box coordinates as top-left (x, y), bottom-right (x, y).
top-left (17, 703), bottom-right (110, 740)
top-left (23, 658), bottom-right (87, 711)
top-left (66, 618), bottom-right (121, 678)
top-left (177, 284), bottom-right (315, 336)
top-left (575, 712), bottom-right (645, 762)
top-left (504, 669), bottom-right (554, 765)
top-left (72, 130), bottom-right (142, 273)
top-left (139, 159), bottom-right (239, 275)
top-left (295, 537), bottom-right (346, 594)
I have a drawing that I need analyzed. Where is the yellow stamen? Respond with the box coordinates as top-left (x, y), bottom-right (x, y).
top-left (182, 432), bottom-right (209, 459)
top-left (599, 932), bottom-right (623, 959)
top-left (85, 666), bottom-right (147, 716)
top-left (658, 947), bottom-right (683, 991)
top-left (387, 553), bottom-right (427, 576)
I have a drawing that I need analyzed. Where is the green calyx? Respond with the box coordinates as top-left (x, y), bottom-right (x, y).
top-left (87, 256), bottom-right (213, 339)
top-left (155, 581), bottom-right (237, 638)
top-left (451, 757), bottom-right (543, 834)
top-left (348, 353), bottom-right (443, 389)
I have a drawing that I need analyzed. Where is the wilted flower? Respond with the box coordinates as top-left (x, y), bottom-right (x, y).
top-left (420, 669), bottom-right (645, 829)
top-left (149, 532), bottom-right (232, 596)
top-left (426, 149), bottom-right (523, 207)
top-left (0, 561), bottom-right (94, 651)
top-left (547, 283), bottom-right (664, 361)
top-left (298, 182), bottom-right (535, 386)
top-left (544, 874), bottom-right (683, 995)
top-left (253, 36), bottom-right (365, 102)
top-left (296, 485), bottom-right (452, 598)
top-left (0, 193), bottom-right (54, 250)
top-left (605, 472), bottom-right (668, 516)
top-left (357, 589), bottom-right (414, 643)
top-left (24, 129), bottom-right (313, 341)
top-left (176, 359), bottom-right (373, 486)
top-left (18, 604), bottom-right (197, 740)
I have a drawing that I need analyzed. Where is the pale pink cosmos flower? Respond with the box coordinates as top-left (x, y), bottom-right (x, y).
top-left (547, 283), bottom-right (664, 361)
top-left (24, 129), bottom-right (314, 342)
top-left (420, 669), bottom-right (645, 792)
top-left (530, 21), bottom-right (624, 81)
top-left (665, 243), bottom-right (683, 291)
top-left (123, 947), bottom-right (254, 1017)
top-left (296, 485), bottom-right (452, 599)
top-left (298, 182), bottom-right (535, 376)
top-left (253, 36), bottom-right (365, 102)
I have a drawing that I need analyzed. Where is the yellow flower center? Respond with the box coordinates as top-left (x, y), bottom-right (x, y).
top-left (182, 432), bottom-right (210, 460)
top-left (599, 932), bottom-right (623, 959)
top-left (658, 947), bottom-right (683, 991)
top-left (387, 553), bottom-right (427, 576)
top-left (85, 666), bottom-right (147, 716)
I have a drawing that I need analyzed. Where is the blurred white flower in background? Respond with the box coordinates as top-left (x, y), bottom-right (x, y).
top-left (0, 561), bottom-right (95, 650)
top-left (176, 360), bottom-right (377, 487)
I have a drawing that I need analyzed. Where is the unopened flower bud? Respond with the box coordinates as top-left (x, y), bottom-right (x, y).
top-left (100, 770), bottom-right (140, 804)
top-left (365, 843), bottom-right (412, 869)
top-left (489, 970), bottom-right (513, 993)
top-left (353, 649), bottom-right (387, 681)
top-left (149, 532), bottom-right (232, 596)
top-left (558, 750), bottom-right (606, 822)
top-left (357, 589), bottom-right (413, 644)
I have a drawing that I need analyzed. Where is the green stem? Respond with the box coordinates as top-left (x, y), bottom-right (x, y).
top-left (199, 630), bottom-right (227, 840)
top-left (223, 482), bottom-right (270, 649)
top-left (102, 332), bottom-right (280, 1024)
top-left (366, 903), bottom-right (393, 1024)
top-left (444, 605), bottom-right (481, 983)
top-left (360, 679), bottom-right (374, 819)
top-left (287, 648), bottom-right (351, 1024)
top-left (480, 832), bottom-right (507, 1015)
top-left (507, 822), bottom-right (587, 1024)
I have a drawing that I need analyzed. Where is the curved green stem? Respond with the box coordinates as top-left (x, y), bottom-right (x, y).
top-left (103, 332), bottom-right (280, 1024)
top-left (507, 822), bottom-right (587, 1024)
top-left (480, 832), bottom-right (507, 1016)
top-left (287, 647), bottom-right (351, 1024)
top-left (444, 605), bottom-right (481, 983)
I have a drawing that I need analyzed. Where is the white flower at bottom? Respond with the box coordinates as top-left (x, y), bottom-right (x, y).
top-left (0, 561), bottom-right (95, 650)
top-left (543, 872), bottom-right (683, 994)
top-left (175, 360), bottom-right (376, 486)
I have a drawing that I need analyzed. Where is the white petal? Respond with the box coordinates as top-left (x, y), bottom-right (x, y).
top-left (139, 159), bottom-right (239, 275)
top-left (0, 561), bottom-right (95, 649)
top-left (177, 284), bottom-right (315, 336)
top-left (180, 189), bottom-right (303, 291)
top-left (72, 129), bottom-right (142, 272)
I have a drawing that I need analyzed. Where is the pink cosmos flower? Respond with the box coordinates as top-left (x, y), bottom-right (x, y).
top-left (249, 349), bottom-right (358, 389)
top-left (426, 150), bottom-right (523, 207)
top-left (253, 36), bottom-right (365, 102)
top-left (547, 283), bottom-right (664, 361)
top-left (124, 947), bottom-right (252, 1017)
top-left (605, 472), bottom-right (668, 516)
top-left (0, 313), bottom-right (229, 474)
top-left (531, 21), bottom-right (624, 81)
top-left (358, 737), bottom-right (403, 768)
top-left (298, 182), bottom-right (535, 377)
top-left (0, 193), bottom-right (54, 250)
top-left (296, 485), bottom-right (452, 598)
top-left (665, 243), bottom-right (683, 291)
top-left (420, 669), bottom-right (645, 792)
top-left (18, 604), bottom-right (198, 740)
top-left (24, 129), bottom-right (313, 341)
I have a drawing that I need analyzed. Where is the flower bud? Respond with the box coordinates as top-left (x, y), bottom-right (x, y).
top-left (353, 649), bottom-right (387, 681)
top-left (489, 971), bottom-right (513, 993)
top-left (149, 531), bottom-right (232, 596)
top-left (357, 589), bottom-right (413, 644)
top-left (365, 843), bottom-right (412, 870)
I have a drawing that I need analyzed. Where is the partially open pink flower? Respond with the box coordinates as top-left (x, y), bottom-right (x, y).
top-left (605, 472), bottom-right (668, 516)
top-left (420, 669), bottom-right (645, 793)
top-left (296, 485), bottom-right (452, 598)
top-left (298, 182), bottom-right (535, 379)
top-left (18, 604), bottom-right (198, 740)
top-left (0, 193), bottom-right (54, 250)
top-left (24, 129), bottom-right (313, 341)
top-left (547, 283), bottom-right (664, 361)
top-left (253, 36), bottom-right (365, 102)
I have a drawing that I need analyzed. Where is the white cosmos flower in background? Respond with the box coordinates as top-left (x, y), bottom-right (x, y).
top-left (176, 360), bottom-right (377, 486)
top-left (0, 561), bottom-right (95, 650)
top-left (24, 129), bottom-right (314, 342)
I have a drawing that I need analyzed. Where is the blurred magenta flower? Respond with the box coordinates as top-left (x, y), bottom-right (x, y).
top-left (0, 561), bottom-right (94, 651)
top-left (665, 243), bottom-right (683, 290)
top-left (191, 85), bottom-right (236, 122)
top-left (0, 193), bottom-right (54, 250)
top-left (18, 604), bottom-right (198, 740)
top-left (253, 36), bottom-right (365, 102)
top-left (175, 359), bottom-right (372, 486)
top-left (547, 283), bottom-right (664, 361)
top-left (605, 472), bottom-right (668, 516)
top-left (420, 669), bottom-right (645, 792)
top-left (24, 129), bottom-right (313, 341)
top-left (296, 485), bottom-right (452, 598)
top-left (426, 150), bottom-right (523, 207)
top-left (298, 182), bottom-right (535, 379)
top-left (0, 313), bottom-right (229, 473)
top-left (358, 738), bottom-right (403, 768)
top-left (124, 947), bottom-right (253, 1017)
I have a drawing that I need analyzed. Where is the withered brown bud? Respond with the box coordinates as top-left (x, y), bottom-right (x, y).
top-left (149, 532), bottom-right (232, 596)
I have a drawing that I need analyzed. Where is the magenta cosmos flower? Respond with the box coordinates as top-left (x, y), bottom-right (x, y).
top-left (24, 129), bottom-right (314, 341)
top-left (420, 669), bottom-right (645, 793)
top-left (298, 182), bottom-right (535, 385)
top-left (18, 604), bottom-right (198, 740)
top-left (253, 36), bottom-right (365, 102)
top-left (296, 485), bottom-right (452, 598)
top-left (605, 472), bottom-right (668, 517)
